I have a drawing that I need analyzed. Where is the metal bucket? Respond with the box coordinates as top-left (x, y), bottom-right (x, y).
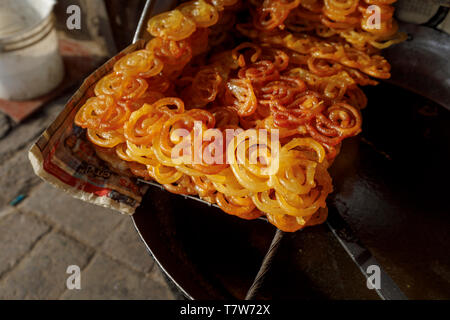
top-left (0, 0), bottom-right (64, 100)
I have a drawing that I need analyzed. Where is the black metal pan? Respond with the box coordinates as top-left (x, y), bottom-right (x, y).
top-left (131, 0), bottom-right (450, 300)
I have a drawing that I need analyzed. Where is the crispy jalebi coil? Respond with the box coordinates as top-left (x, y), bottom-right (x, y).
top-left (123, 141), bottom-right (158, 167)
top-left (150, 164), bottom-right (184, 185)
top-left (124, 98), bottom-right (184, 146)
top-left (146, 38), bottom-right (192, 66)
top-left (238, 60), bottom-right (280, 84)
top-left (163, 174), bottom-right (197, 194)
top-left (209, 50), bottom-right (240, 78)
top-left (153, 108), bottom-right (229, 175)
top-left (146, 38), bottom-right (193, 78)
top-left (76, 96), bottom-right (115, 129)
top-left (128, 161), bottom-right (152, 180)
top-left (227, 129), bottom-right (280, 193)
top-left (260, 45), bottom-right (290, 71)
top-left (87, 129), bottom-right (125, 148)
top-left (181, 66), bottom-right (223, 108)
top-left (191, 175), bottom-right (215, 197)
top-left (256, 115), bottom-right (307, 140)
top-left (306, 102), bottom-right (362, 145)
top-left (210, 106), bottom-right (240, 128)
top-left (250, 137), bottom-right (332, 231)
top-left (208, 167), bottom-right (249, 196)
top-left (271, 90), bottom-right (327, 128)
top-left (257, 76), bottom-right (306, 108)
top-left (94, 73), bottom-right (149, 101)
top-left (323, 0), bottom-right (359, 22)
top-left (307, 56), bottom-right (343, 77)
top-left (252, 0), bottom-right (302, 31)
top-left (216, 192), bottom-right (262, 220)
top-left (224, 79), bottom-right (258, 117)
top-left (147, 9), bottom-right (197, 41)
top-left (267, 206), bottom-right (328, 232)
top-left (179, 0), bottom-right (219, 28)
top-left (119, 90), bottom-right (166, 113)
top-left (113, 50), bottom-right (163, 78)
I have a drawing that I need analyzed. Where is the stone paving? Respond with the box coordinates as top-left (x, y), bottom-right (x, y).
top-left (0, 94), bottom-right (177, 299)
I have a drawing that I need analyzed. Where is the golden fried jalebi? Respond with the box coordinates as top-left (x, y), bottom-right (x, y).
top-left (74, 0), bottom-right (404, 232)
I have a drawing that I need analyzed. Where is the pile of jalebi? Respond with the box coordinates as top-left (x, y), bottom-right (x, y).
top-left (75, 0), bottom-right (404, 232)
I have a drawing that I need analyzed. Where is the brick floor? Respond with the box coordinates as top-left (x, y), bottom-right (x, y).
top-left (0, 113), bottom-right (10, 139)
top-left (0, 209), bottom-right (50, 276)
top-left (0, 232), bottom-right (92, 299)
top-left (0, 95), bottom-right (66, 163)
top-left (19, 183), bottom-right (124, 248)
top-left (101, 220), bottom-right (155, 274)
top-left (0, 150), bottom-right (42, 208)
top-left (0, 95), bottom-right (178, 300)
top-left (60, 253), bottom-right (175, 300)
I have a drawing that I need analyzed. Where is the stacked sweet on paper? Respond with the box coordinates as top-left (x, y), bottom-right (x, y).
top-left (74, 0), bottom-right (405, 232)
